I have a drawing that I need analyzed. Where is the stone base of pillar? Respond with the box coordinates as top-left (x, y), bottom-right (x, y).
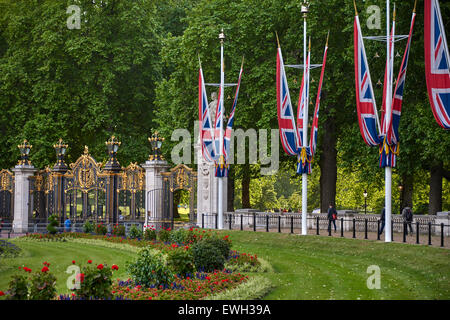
top-left (12, 165), bottom-right (37, 234)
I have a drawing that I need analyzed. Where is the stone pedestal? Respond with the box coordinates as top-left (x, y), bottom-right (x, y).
top-left (142, 160), bottom-right (169, 229)
top-left (12, 165), bottom-right (37, 233)
top-left (195, 142), bottom-right (227, 229)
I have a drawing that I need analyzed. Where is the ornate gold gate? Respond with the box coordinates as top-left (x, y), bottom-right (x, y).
top-left (0, 169), bottom-right (14, 221)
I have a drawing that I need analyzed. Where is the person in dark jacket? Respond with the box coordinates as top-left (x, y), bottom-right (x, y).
top-left (327, 204), bottom-right (337, 233)
top-left (378, 207), bottom-right (386, 236)
top-left (402, 206), bottom-right (414, 235)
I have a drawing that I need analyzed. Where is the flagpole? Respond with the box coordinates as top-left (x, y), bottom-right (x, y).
top-left (301, 2), bottom-right (309, 236)
top-left (218, 29), bottom-right (225, 230)
top-left (385, 0), bottom-right (392, 242)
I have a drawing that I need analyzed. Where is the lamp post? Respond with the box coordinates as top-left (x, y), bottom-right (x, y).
top-left (148, 131), bottom-right (165, 161)
top-left (52, 138), bottom-right (68, 173)
top-left (104, 135), bottom-right (121, 172)
top-left (363, 190), bottom-right (368, 215)
top-left (17, 140), bottom-right (32, 166)
top-left (398, 184), bottom-right (403, 215)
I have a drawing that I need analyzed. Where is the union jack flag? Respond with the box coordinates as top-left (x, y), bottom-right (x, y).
top-left (223, 63), bottom-right (243, 161)
top-left (277, 46), bottom-right (300, 157)
top-left (425, 0), bottom-right (450, 130)
top-left (198, 66), bottom-right (217, 163)
top-left (354, 14), bottom-right (381, 147)
top-left (297, 49), bottom-right (310, 148)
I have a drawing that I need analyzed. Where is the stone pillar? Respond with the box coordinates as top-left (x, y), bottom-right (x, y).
top-left (195, 140), bottom-right (227, 229)
top-left (436, 212), bottom-right (450, 236)
top-left (142, 160), bottom-right (169, 229)
top-left (12, 165), bottom-right (37, 233)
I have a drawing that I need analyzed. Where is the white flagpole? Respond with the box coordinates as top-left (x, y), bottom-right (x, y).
top-left (301, 3), bottom-right (309, 236)
top-left (385, 0), bottom-right (392, 242)
top-left (218, 29), bottom-right (225, 230)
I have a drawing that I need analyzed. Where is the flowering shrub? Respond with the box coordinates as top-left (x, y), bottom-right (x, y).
top-left (74, 260), bottom-right (117, 299)
top-left (169, 228), bottom-right (189, 244)
top-left (20, 233), bottom-right (68, 242)
top-left (94, 223), bottom-right (107, 235)
top-left (111, 271), bottom-right (248, 300)
top-left (225, 250), bottom-right (261, 272)
top-left (112, 224), bottom-right (126, 237)
top-left (201, 237), bottom-right (231, 260)
top-left (143, 226), bottom-right (157, 241)
top-left (127, 247), bottom-right (174, 288)
top-left (166, 247), bottom-right (195, 278)
top-left (5, 274), bottom-right (28, 300)
top-left (29, 262), bottom-right (57, 300)
top-left (157, 227), bottom-right (171, 243)
top-left (0, 239), bottom-right (22, 257)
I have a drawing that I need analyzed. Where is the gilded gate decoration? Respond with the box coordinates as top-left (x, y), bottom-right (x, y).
top-left (117, 163), bottom-right (145, 221)
top-left (161, 164), bottom-right (197, 225)
top-left (29, 168), bottom-right (54, 222)
top-left (0, 169), bottom-right (14, 221)
top-left (63, 146), bottom-right (107, 222)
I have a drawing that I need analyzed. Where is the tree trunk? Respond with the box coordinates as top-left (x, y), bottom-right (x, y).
top-left (429, 161), bottom-right (443, 215)
top-left (319, 104), bottom-right (337, 213)
top-left (227, 166), bottom-right (235, 212)
top-left (241, 163), bottom-right (251, 208)
top-left (399, 173), bottom-right (413, 215)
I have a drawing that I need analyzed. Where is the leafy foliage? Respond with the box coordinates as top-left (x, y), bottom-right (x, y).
top-left (166, 248), bottom-right (195, 278)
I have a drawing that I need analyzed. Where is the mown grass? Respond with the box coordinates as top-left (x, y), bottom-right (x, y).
top-left (1, 231), bottom-right (449, 300)
top-left (0, 239), bottom-right (136, 296)
top-left (215, 230), bottom-right (450, 300)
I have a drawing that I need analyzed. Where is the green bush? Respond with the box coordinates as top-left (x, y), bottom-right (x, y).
top-left (112, 225), bottom-right (126, 237)
top-left (6, 274), bottom-right (29, 300)
top-left (191, 241), bottom-right (226, 272)
top-left (143, 227), bottom-right (157, 241)
top-left (168, 228), bottom-right (188, 244)
top-left (127, 247), bottom-right (174, 288)
top-left (47, 215), bottom-right (59, 235)
top-left (83, 221), bottom-right (94, 233)
top-left (157, 228), bottom-right (171, 243)
top-left (29, 264), bottom-right (57, 300)
top-left (94, 223), bottom-right (107, 235)
top-left (167, 248), bottom-right (195, 277)
top-left (128, 225), bottom-right (143, 239)
top-left (75, 262), bottom-right (113, 299)
top-left (202, 237), bottom-right (231, 260)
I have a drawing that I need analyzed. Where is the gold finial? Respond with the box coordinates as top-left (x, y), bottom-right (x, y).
top-left (413, 0), bottom-right (417, 13)
top-left (308, 37), bottom-right (311, 52)
top-left (353, 0), bottom-right (358, 16)
top-left (198, 54), bottom-right (202, 68)
top-left (241, 55), bottom-right (245, 70)
top-left (84, 146), bottom-right (89, 154)
top-left (393, 4), bottom-right (397, 22)
top-left (276, 31), bottom-right (280, 48)
top-left (326, 30), bottom-right (330, 47)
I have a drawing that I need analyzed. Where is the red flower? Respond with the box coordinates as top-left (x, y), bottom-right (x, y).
top-left (97, 264), bottom-right (104, 270)
top-left (75, 273), bottom-right (85, 283)
top-left (111, 265), bottom-right (119, 271)
top-left (41, 266), bottom-right (49, 273)
top-left (0, 291), bottom-right (5, 296)
top-left (87, 260), bottom-right (92, 264)
top-left (72, 260), bottom-right (76, 264)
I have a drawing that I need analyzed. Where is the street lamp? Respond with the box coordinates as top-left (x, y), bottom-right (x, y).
top-left (104, 135), bottom-right (121, 172)
top-left (17, 139), bottom-right (32, 166)
top-left (398, 184), bottom-right (403, 215)
top-left (148, 131), bottom-right (165, 161)
top-left (363, 190), bottom-right (368, 215)
top-left (53, 138), bottom-right (69, 173)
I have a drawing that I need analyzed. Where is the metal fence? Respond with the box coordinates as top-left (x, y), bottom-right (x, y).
top-left (199, 212), bottom-right (450, 248)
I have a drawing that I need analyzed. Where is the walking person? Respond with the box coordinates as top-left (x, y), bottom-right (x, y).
top-left (402, 206), bottom-right (414, 235)
top-left (327, 203), bottom-right (337, 233)
top-left (378, 207), bottom-right (385, 236)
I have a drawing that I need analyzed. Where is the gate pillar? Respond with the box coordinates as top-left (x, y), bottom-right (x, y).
top-left (12, 140), bottom-right (37, 233)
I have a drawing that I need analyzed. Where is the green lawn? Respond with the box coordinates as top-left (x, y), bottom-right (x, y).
top-left (215, 230), bottom-right (450, 300)
top-left (1, 231), bottom-right (449, 300)
top-left (0, 240), bottom-right (136, 296)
